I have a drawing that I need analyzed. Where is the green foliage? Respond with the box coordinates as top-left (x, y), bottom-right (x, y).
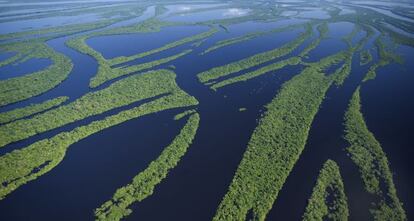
top-left (0, 70), bottom-right (198, 199)
top-left (109, 28), bottom-right (218, 66)
top-left (0, 69), bottom-right (197, 148)
top-left (360, 49), bottom-right (373, 66)
top-left (342, 24), bottom-right (361, 47)
top-left (201, 23), bottom-right (305, 55)
top-left (86, 18), bottom-right (172, 39)
top-left (299, 22), bottom-right (328, 58)
top-left (90, 49), bottom-right (193, 88)
top-left (0, 96), bottom-right (68, 124)
top-left (197, 24), bottom-right (313, 84)
top-left (0, 42), bottom-right (73, 106)
top-left (302, 160), bottom-right (349, 221)
top-left (363, 37), bottom-right (402, 82)
top-left (0, 2), bottom-right (411, 219)
top-left (0, 53), bottom-right (23, 68)
top-left (0, 19), bottom-right (121, 41)
top-left (65, 18), bottom-right (172, 87)
top-left (174, 109), bottom-right (196, 120)
top-left (207, 23), bottom-right (332, 90)
top-left (67, 20), bottom-right (215, 88)
top-left (344, 88), bottom-right (406, 221)
top-left (65, 35), bottom-right (112, 87)
top-left (213, 50), bottom-right (350, 221)
top-left (95, 113), bottom-right (200, 221)
top-left (333, 56), bottom-right (352, 87)
top-left (0, 3), bottom-right (143, 28)
top-left (211, 56), bottom-right (301, 90)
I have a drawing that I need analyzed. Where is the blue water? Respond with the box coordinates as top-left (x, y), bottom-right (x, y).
top-left (0, 2), bottom-right (413, 221)
top-left (165, 8), bottom-right (250, 23)
top-left (87, 25), bottom-right (209, 59)
top-left (0, 58), bottom-right (51, 80)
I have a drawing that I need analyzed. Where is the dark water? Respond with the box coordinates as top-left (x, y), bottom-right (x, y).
top-left (0, 19), bottom-right (305, 220)
top-left (360, 45), bottom-right (414, 220)
top-left (0, 57), bottom-right (51, 80)
top-left (0, 109), bottom-right (188, 220)
top-left (127, 41), bottom-right (305, 221)
top-left (266, 40), bottom-right (374, 221)
top-left (0, 35), bottom-right (98, 112)
top-left (0, 52), bottom-right (15, 61)
top-left (0, 7), bottom-right (413, 221)
top-left (0, 5), bottom-right (155, 112)
top-left (87, 25), bottom-right (209, 59)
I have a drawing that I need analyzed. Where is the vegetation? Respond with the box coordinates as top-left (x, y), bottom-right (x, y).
top-left (363, 37), bottom-right (402, 82)
top-left (201, 23), bottom-right (305, 55)
top-left (0, 70), bottom-right (198, 199)
top-left (207, 23), bottom-right (331, 90)
top-left (360, 49), bottom-right (373, 66)
top-left (332, 56), bottom-right (352, 87)
top-left (213, 50), bottom-right (351, 221)
top-left (344, 88), bottom-right (406, 221)
top-left (0, 2), bottom-right (412, 220)
top-left (174, 109), bottom-right (197, 120)
top-left (299, 23), bottom-right (328, 58)
top-left (90, 49), bottom-right (193, 88)
top-left (65, 35), bottom-right (111, 87)
top-left (0, 96), bottom-right (68, 124)
top-left (0, 70), bottom-right (197, 148)
top-left (108, 28), bottom-right (218, 66)
top-left (94, 18), bottom-right (173, 37)
top-left (211, 57), bottom-right (301, 90)
top-left (342, 25), bottom-right (361, 47)
top-left (95, 112), bottom-right (200, 220)
top-left (0, 53), bottom-right (22, 68)
top-left (0, 42), bottom-right (73, 106)
top-left (197, 24), bottom-right (313, 84)
top-left (302, 160), bottom-right (349, 221)
top-left (0, 3), bottom-right (144, 26)
top-left (67, 20), bottom-right (216, 88)
top-left (0, 19), bottom-right (123, 42)
top-left (65, 18), bottom-right (174, 88)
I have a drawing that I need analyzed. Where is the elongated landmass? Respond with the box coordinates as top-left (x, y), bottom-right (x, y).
top-left (0, 42), bottom-right (73, 106)
top-left (344, 88), bottom-right (406, 221)
top-left (90, 49), bottom-right (193, 88)
top-left (95, 18), bottom-right (171, 37)
top-left (95, 112), bottom-right (200, 220)
top-left (67, 21), bottom-right (216, 88)
top-left (333, 56), bottom-right (353, 87)
top-left (0, 53), bottom-right (23, 68)
top-left (0, 18), bottom-right (124, 41)
top-left (66, 18), bottom-right (170, 88)
top-left (197, 24), bottom-right (312, 84)
top-left (0, 96), bottom-right (68, 124)
top-left (363, 37), bottom-right (402, 82)
top-left (211, 57), bottom-right (301, 90)
top-left (0, 1), bottom-right (145, 34)
top-left (0, 70), bottom-right (198, 199)
top-left (201, 23), bottom-right (305, 55)
top-left (209, 23), bottom-right (331, 90)
top-left (201, 32), bottom-right (263, 55)
top-left (360, 49), bottom-right (373, 66)
top-left (109, 28), bottom-right (218, 65)
top-left (174, 109), bottom-right (197, 120)
top-left (213, 50), bottom-right (351, 221)
top-left (299, 23), bottom-right (328, 58)
top-left (0, 70), bottom-right (192, 148)
top-left (302, 160), bottom-right (349, 221)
